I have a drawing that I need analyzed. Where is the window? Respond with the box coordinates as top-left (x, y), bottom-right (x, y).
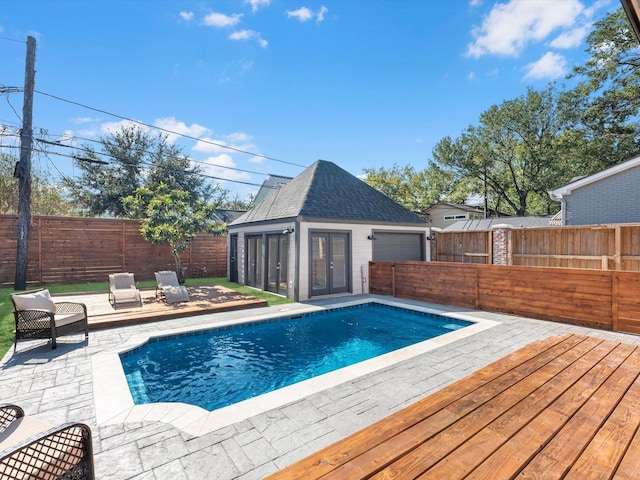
top-left (444, 214), bottom-right (467, 221)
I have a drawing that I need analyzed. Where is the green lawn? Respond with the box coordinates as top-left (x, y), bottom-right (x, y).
top-left (0, 277), bottom-right (292, 358)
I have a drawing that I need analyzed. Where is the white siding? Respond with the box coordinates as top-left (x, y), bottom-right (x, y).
top-left (230, 222), bottom-right (430, 302)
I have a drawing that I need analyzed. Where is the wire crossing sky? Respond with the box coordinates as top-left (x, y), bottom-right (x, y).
top-left (0, 0), bottom-right (619, 201)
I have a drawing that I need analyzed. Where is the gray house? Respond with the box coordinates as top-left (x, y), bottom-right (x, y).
top-left (548, 155), bottom-right (640, 226)
top-left (227, 160), bottom-right (431, 301)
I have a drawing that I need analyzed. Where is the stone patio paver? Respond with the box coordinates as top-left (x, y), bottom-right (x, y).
top-left (2, 295), bottom-right (640, 479)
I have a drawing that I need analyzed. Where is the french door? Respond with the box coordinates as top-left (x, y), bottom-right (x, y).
top-left (310, 232), bottom-right (350, 297)
top-left (246, 235), bottom-right (263, 288)
top-left (266, 233), bottom-right (289, 296)
top-left (229, 234), bottom-right (238, 283)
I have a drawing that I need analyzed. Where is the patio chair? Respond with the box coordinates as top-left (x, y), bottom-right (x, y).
top-left (0, 404), bottom-right (94, 480)
top-left (108, 273), bottom-right (142, 309)
top-left (154, 270), bottom-right (190, 304)
top-left (10, 289), bottom-right (89, 351)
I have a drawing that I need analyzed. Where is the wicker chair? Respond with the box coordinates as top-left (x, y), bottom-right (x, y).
top-left (10, 289), bottom-right (89, 351)
top-left (0, 404), bottom-right (94, 479)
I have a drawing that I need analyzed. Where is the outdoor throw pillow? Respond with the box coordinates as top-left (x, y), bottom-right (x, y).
top-left (12, 289), bottom-right (56, 313)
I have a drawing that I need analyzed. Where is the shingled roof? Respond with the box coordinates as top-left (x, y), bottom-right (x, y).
top-left (230, 160), bottom-right (427, 226)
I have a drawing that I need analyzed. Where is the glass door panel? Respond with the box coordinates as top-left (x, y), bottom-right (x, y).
top-left (267, 235), bottom-right (279, 293)
top-left (311, 234), bottom-right (328, 294)
top-left (266, 233), bottom-right (290, 296)
top-left (331, 235), bottom-right (347, 291)
top-left (246, 235), bottom-right (263, 288)
top-left (278, 234), bottom-right (289, 296)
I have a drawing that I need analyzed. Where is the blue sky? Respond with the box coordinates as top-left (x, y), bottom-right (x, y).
top-left (0, 0), bottom-right (619, 202)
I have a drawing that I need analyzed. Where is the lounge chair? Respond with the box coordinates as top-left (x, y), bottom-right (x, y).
top-left (108, 273), bottom-right (142, 309)
top-left (0, 404), bottom-right (94, 479)
top-left (154, 270), bottom-right (190, 304)
top-left (10, 289), bottom-right (89, 351)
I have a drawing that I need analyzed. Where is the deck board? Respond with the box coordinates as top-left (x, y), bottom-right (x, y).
top-left (53, 284), bottom-right (268, 329)
top-left (266, 334), bottom-right (640, 480)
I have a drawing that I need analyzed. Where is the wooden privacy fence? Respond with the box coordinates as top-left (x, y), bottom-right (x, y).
top-left (0, 215), bottom-right (227, 286)
top-left (369, 261), bottom-right (640, 335)
top-left (434, 224), bottom-right (640, 271)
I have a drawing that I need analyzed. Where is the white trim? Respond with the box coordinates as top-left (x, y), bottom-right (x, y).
top-left (549, 155), bottom-right (640, 200)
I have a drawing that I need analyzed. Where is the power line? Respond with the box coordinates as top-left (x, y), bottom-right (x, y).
top-left (33, 89), bottom-right (307, 168)
top-left (3, 143), bottom-right (276, 189)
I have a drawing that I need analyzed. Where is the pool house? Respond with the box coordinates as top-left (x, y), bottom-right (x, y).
top-left (227, 160), bottom-right (432, 301)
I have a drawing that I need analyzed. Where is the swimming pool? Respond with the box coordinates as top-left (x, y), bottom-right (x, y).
top-left (92, 298), bottom-right (499, 435)
top-left (120, 302), bottom-right (472, 411)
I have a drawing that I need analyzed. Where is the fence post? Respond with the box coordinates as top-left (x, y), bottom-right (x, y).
top-left (491, 224), bottom-right (513, 265)
top-left (392, 263), bottom-right (396, 297)
top-left (614, 225), bottom-right (622, 270)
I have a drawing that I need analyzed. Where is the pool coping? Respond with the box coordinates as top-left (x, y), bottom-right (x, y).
top-left (91, 297), bottom-right (500, 436)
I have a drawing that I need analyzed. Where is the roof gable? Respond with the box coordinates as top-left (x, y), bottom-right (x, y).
top-left (549, 155), bottom-right (640, 199)
top-left (231, 160), bottom-right (427, 226)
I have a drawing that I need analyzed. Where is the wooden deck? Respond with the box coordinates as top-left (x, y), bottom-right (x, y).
top-left (266, 334), bottom-right (640, 479)
top-left (54, 285), bottom-right (268, 330)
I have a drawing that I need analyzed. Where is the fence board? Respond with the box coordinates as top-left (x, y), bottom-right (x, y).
top-left (370, 261), bottom-right (640, 334)
top-left (0, 215), bottom-right (227, 286)
top-left (436, 224), bottom-right (640, 271)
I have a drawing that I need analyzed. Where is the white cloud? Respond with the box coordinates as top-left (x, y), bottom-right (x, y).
top-left (179, 11), bottom-right (194, 21)
top-left (523, 51), bottom-right (567, 80)
top-left (229, 29), bottom-right (268, 47)
top-left (470, 0), bottom-right (482, 6)
top-left (286, 5), bottom-right (328, 23)
top-left (192, 133), bottom-right (256, 156)
top-left (287, 7), bottom-right (314, 22)
top-left (317, 5), bottom-right (328, 23)
top-left (245, 0), bottom-right (270, 12)
top-left (200, 154), bottom-right (252, 182)
top-left (153, 117), bottom-right (211, 144)
top-left (467, 0), bottom-right (585, 58)
top-left (72, 116), bottom-right (99, 124)
top-left (100, 120), bottom-right (148, 135)
top-left (203, 12), bottom-right (242, 28)
top-left (550, 24), bottom-right (590, 49)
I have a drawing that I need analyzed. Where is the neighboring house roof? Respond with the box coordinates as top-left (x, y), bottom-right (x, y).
top-left (443, 216), bottom-right (554, 231)
top-left (252, 174), bottom-right (293, 205)
top-left (213, 209), bottom-right (246, 224)
top-left (423, 201), bottom-right (484, 215)
top-left (548, 155), bottom-right (640, 200)
top-left (422, 201), bottom-right (512, 218)
top-left (230, 160), bottom-right (428, 226)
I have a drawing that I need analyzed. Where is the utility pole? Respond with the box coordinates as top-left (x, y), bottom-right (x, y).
top-left (14, 36), bottom-right (36, 291)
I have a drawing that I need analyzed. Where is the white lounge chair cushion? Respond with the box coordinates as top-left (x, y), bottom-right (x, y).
top-left (111, 288), bottom-right (140, 301)
top-left (0, 415), bottom-right (52, 451)
top-left (163, 286), bottom-right (190, 304)
top-left (55, 312), bottom-right (86, 327)
top-left (12, 290), bottom-right (56, 313)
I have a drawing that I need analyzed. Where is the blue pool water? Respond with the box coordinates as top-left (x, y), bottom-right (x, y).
top-left (120, 302), bottom-right (472, 411)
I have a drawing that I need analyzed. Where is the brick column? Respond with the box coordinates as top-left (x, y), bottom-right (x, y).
top-left (491, 224), bottom-right (512, 265)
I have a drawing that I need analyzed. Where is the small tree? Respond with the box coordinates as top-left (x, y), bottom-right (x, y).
top-left (122, 183), bottom-right (226, 281)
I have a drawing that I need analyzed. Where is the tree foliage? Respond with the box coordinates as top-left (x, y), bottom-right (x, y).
top-left (362, 163), bottom-right (462, 212)
top-left (122, 183), bottom-right (226, 277)
top-left (564, 7), bottom-right (640, 171)
top-left (0, 154), bottom-right (74, 216)
top-left (433, 86), bottom-right (570, 216)
top-left (65, 126), bottom-right (218, 217)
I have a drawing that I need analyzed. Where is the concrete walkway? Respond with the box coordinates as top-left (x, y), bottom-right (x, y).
top-left (2, 295), bottom-right (639, 479)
